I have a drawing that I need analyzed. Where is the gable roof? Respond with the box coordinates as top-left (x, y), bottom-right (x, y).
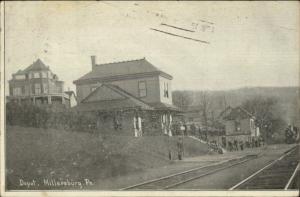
top-left (81, 84), bottom-right (127, 103)
top-left (218, 106), bottom-right (233, 120)
top-left (23, 59), bottom-right (49, 72)
top-left (73, 58), bottom-right (173, 84)
top-left (74, 83), bottom-right (154, 112)
top-left (222, 106), bottom-right (255, 120)
top-left (14, 70), bottom-right (24, 75)
top-left (13, 59), bottom-right (50, 75)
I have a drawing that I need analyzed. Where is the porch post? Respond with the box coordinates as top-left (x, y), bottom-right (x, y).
top-left (161, 112), bottom-right (167, 135)
top-left (133, 110), bottom-right (138, 137)
top-left (96, 111), bottom-right (100, 129)
top-left (138, 115), bottom-right (142, 137)
top-left (164, 112), bottom-right (168, 135)
top-left (168, 112), bottom-right (173, 137)
top-left (48, 96), bottom-right (52, 104)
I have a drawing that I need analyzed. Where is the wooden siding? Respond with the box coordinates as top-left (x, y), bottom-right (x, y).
top-left (225, 118), bottom-right (253, 136)
top-left (83, 85), bottom-right (125, 103)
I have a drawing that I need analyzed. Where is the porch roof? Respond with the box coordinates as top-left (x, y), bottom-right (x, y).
top-left (74, 83), bottom-right (181, 113)
top-left (149, 102), bottom-right (182, 112)
top-left (73, 99), bottom-right (154, 112)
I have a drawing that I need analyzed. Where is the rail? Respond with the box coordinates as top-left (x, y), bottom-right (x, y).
top-left (229, 145), bottom-right (299, 190)
top-left (122, 154), bottom-right (259, 190)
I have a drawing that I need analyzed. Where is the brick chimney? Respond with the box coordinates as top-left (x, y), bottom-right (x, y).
top-left (91, 55), bottom-right (96, 70)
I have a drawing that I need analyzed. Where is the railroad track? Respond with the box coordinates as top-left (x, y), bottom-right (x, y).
top-left (230, 145), bottom-right (300, 190)
top-left (122, 154), bottom-right (259, 190)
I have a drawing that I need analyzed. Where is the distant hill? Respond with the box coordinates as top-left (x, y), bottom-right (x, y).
top-left (173, 86), bottom-right (299, 125)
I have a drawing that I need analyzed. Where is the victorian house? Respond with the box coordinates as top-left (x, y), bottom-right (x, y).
top-left (8, 59), bottom-right (76, 108)
top-left (73, 56), bottom-right (180, 137)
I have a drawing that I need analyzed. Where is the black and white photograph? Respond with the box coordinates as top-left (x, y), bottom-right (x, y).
top-left (0, 1), bottom-right (299, 196)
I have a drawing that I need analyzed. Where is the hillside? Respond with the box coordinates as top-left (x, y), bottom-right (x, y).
top-left (6, 126), bottom-right (210, 190)
top-left (173, 86), bottom-right (299, 124)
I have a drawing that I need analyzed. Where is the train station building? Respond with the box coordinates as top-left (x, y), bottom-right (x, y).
top-left (73, 56), bottom-right (180, 137)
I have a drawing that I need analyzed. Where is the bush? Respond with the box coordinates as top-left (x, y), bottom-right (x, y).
top-left (6, 102), bottom-right (96, 133)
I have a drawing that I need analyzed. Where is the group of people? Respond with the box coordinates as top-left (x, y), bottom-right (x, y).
top-left (208, 140), bottom-right (224, 154)
top-left (226, 137), bottom-right (264, 152)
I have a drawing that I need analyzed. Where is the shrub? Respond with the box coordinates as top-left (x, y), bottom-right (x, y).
top-left (6, 102), bottom-right (96, 133)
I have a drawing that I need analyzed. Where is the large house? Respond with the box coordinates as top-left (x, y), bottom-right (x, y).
top-left (220, 106), bottom-right (260, 144)
top-left (73, 56), bottom-right (180, 136)
top-left (8, 59), bottom-right (76, 108)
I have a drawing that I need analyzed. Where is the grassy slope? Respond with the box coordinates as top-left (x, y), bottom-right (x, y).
top-left (6, 126), bottom-right (210, 189)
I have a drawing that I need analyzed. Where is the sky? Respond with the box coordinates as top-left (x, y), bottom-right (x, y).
top-left (4, 1), bottom-right (299, 94)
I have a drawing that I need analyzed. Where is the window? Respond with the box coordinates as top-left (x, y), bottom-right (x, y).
top-left (41, 72), bottom-right (47, 78)
top-left (34, 72), bottom-right (40, 78)
top-left (235, 120), bottom-right (241, 132)
top-left (138, 81), bottom-right (147, 97)
top-left (31, 84), bottom-right (35, 94)
top-left (113, 114), bottom-right (122, 130)
top-left (164, 82), bottom-right (169, 98)
top-left (25, 86), bottom-right (29, 95)
top-left (21, 86), bottom-right (25, 94)
top-left (13, 87), bottom-right (21, 96)
top-left (34, 83), bottom-right (41, 94)
top-left (43, 83), bottom-right (49, 94)
top-left (56, 86), bottom-right (62, 93)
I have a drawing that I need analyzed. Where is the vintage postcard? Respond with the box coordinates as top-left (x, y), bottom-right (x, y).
top-left (0, 1), bottom-right (299, 197)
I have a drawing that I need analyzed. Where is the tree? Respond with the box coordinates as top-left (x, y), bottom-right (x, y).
top-left (194, 91), bottom-right (218, 140)
top-left (199, 91), bottom-right (210, 131)
top-left (241, 96), bottom-right (284, 143)
top-left (172, 91), bottom-right (193, 111)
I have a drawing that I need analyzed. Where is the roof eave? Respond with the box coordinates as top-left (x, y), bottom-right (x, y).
top-left (159, 71), bottom-right (173, 80)
top-left (73, 71), bottom-right (172, 85)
